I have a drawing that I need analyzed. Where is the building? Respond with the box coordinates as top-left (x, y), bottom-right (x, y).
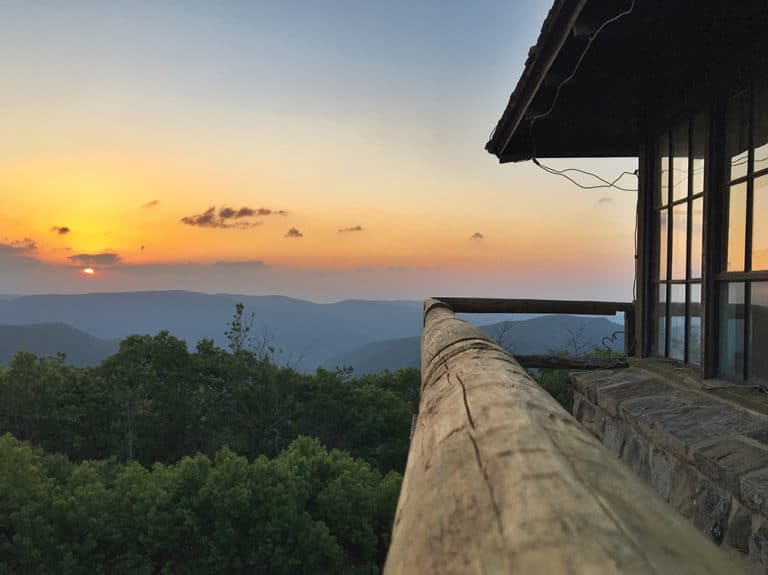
top-left (486, 0), bottom-right (767, 384)
top-left (385, 2), bottom-right (768, 572)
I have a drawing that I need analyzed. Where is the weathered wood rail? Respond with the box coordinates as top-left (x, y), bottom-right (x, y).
top-left (383, 298), bottom-right (746, 574)
top-left (438, 296), bottom-right (636, 357)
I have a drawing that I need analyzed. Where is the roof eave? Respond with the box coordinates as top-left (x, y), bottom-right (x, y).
top-left (486, 0), bottom-right (588, 161)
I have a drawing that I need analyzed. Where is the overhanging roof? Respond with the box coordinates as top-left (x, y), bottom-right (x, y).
top-left (486, 0), bottom-right (768, 163)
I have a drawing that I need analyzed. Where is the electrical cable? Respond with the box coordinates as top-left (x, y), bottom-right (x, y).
top-left (528, 0), bottom-right (638, 191)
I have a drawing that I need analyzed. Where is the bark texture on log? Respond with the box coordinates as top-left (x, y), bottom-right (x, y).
top-left (383, 298), bottom-right (746, 575)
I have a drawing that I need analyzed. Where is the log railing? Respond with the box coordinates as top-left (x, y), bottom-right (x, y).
top-left (438, 296), bottom-right (636, 359)
top-left (383, 298), bottom-right (745, 574)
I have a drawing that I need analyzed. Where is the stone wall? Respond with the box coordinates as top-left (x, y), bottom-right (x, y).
top-left (572, 368), bottom-right (768, 569)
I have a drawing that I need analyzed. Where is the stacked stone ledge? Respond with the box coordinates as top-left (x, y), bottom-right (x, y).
top-left (572, 368), bottom-right (768, 569)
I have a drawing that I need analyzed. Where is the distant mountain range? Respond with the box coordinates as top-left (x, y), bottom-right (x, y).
top-left (0, 323), bottom-right (119, 367)
top-left (0, 291), bottom-right (624, 372)
top-left (323, 315), bottom-right (625, 375)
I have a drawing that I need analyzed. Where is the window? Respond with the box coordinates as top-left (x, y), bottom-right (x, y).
top-left (653, 114), bottom-right (707, 364)
top-left (718, 81), bottom-right (768, 383)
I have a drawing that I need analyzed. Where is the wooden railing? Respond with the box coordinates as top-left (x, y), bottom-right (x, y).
top-left (436, 296), bottom-right (636, 362)
top-left (383, 298), bottom-right (745, 574)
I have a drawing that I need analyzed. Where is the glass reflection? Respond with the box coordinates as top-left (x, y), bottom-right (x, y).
top-left (672, 203), bottom-right (687, 279)
top-left (751, 283), bottom-right (768, 385)
top-left (657, 133), bottom-right (669, 206)
top-left (692, 113), bottom-right (706, 195)
top-left (672, 121), bottom-right (689, 202)
top-left (727, 183), bottom-right (747, 271)
top-left (691, 198), bottom-right (703, 278)
top-left (727, 91), bottom-right (750, 181)
top-left (659, 209), bottom-right (668, 280)
top-left (755, 82), bottom-right (768, 174)
top-left (656, 284), bottom-right (667, 356)
top-left (719, 283), bottom-right (745, 380)
top-left (669, 285), bottom-right (685, 361)
top-left (754, 176), bottom-right (768, 270)
top-left (689, 284), bottom-right (701, 365)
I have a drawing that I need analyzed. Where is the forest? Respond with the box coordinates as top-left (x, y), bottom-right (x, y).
top-left (0, 304), bottom-right (575, 574)
top-left (0, 305), bottom-right (418, 574)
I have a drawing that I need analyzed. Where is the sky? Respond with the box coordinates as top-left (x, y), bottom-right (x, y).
top-left (0, 0), bottom-right (637, 302)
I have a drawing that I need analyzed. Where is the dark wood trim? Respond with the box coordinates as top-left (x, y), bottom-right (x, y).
top-left (685, 119), bottom-right (694, 363)
top-left (434, 297), bottom-right (633, 316)
top-left (716, 271), bottom-right (768, 282)
top-left (671, 192), bottom-right (704, 207)
top-left (665, 129), bottom-right (674, 356)
top-left (637, 141), bottom-right (653, 357)
top-left (746, 84), bottom-right (756, 273)
top-left (744, 282), bottom-right (752, 381)
top-left (703, 99), bottom-right (727, 378)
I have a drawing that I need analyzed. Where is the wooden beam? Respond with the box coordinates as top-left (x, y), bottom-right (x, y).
top-left (516, 355), bottom-right (628, 370)
top-left (435, 297), bottom-right (633, 316)
top-left (384, 300), bottom-right (747, 574)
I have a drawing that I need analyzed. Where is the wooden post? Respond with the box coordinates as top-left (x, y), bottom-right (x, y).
top-left (624, 305), bottom-right (636, 357)
top-left (384, 299), bottom-right (746, 575)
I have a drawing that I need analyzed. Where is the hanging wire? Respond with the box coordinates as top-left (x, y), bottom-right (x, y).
top-left (533, 159), bottom-right (638, 191)
top-left (528, 0), bottom-right (638, 192)
top-left (601, 330), bottom-right (625, 360)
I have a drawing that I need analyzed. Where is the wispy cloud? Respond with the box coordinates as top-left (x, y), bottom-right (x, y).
top-left (142, 200), bottom-right (160, 209)
top-left (470, 232), bottom-right (484, 240)
top-left (181, 205), bottom-right (286, 229)
top-left (68, 252), bottom-right (121, 266)
top-left (213, 260), bottom-right (268, 268)
top-left (597, 197), bottom-right (613, 205)
top-left (285, 228), bottom-right (303, 238)
top-left (0, 238), bottom-right (37, 255)
top-left (338, 225), bottom-right (364, 233)
top-left (51, 226), bottom-right (70, 235)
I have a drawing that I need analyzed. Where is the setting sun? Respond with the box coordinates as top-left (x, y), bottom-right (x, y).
top-left (82, 267), bottom-right (95, 275)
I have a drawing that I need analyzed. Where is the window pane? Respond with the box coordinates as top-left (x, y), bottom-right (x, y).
top-left (692, 113), bottom-right (707, 195)
top-left (719, 282), bottom-right (745, 380)
top-left (671, 203), bottom-right (687, 279)
top-left (691, 198), bottom-right (703, 278)
top-left (751, 282), bottom-right (768, 384)
top-left (655, 284), bottom-right (667, 356)
top-left (672, 121), bottom-right (689, 201)
top-left (659, 209), bottom-right (668, 280)
top-left (755, 81), bottom-right (768, 174)
top-left (669, 284), bottom-right (685, 361)
top-left (657, 133), bottom-right (669, 206)
top-left (753, 175), bottom-right (768, 270)
top-left (689, 284), bottom-right (702, 365)
top-left (727, 183), bottom-right (747, 271)
top-left (726, 90), bottom-right (750, 181)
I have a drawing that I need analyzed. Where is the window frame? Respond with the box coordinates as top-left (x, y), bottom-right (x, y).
top-left (652, 116), bottom-right (705, 365)
top-left (717, 82), bottom-right (768, 382)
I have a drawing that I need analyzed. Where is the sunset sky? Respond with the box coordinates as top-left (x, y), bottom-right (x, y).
top-left (0, 0), bottom-right (637, 301)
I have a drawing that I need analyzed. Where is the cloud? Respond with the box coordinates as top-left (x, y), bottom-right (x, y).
top-left (338, 225), bottom-right (364, 233)
top-left (51, 226), bottom-right (71, 235)
top-left (142, 200), bottom-right (159, 209)
top-left (0, 238), bottom-right (37, 255)
top-left (387, 265), bottom-right (409, 272)
top-left (470, 232), bottom-right (484, 240)
top-left (213, 260), bottom-right (268, 268)
top-left (285, 228), bottom-right (303, 238)
top-left (68, 252), bottom-right (121, 266)
top-left (597, 197), bottom-right (613, 205)
top-left (181, 205), bottom-right (286, 229)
